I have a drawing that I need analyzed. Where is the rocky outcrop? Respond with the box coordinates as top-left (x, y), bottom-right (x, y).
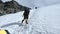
top-left (0, 0), bottom-right (5, 16)
top-left (0, 0), bottom-right (31, 16)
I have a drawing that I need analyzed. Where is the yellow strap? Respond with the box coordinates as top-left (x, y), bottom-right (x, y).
top-left (0, 30), bottom-right (7, 34)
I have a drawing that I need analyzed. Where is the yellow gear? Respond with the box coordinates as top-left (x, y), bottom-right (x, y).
top-left (0, 30), bottom-right (7, 34)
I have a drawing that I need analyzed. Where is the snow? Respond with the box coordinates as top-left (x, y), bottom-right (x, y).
top-left (29, 4), bottom-right (60, 34)
top-left (0, 0), bottom-right (60, 34)
top-left (0, 11), bottom-right (24, 26)
top-left (0, 4), bottom-right (60, 34)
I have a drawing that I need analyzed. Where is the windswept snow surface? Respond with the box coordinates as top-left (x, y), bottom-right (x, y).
top-left (29, 4), bottom-right (60, 34)
top-left (0, 4), bottom-right (60, 34)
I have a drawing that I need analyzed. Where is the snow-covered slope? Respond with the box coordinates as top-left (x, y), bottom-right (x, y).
top-left (32, 0), bottom-right (60, 7)
top-left (0, 3), bottom-right (60, 34)
top-left (0, 11), bottom-right (24, 26)
top-left (29, 4), bottom-right (60, 34)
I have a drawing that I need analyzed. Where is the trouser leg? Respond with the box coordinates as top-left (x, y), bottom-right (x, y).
top-left (22, 19), bottom-right (25, 23)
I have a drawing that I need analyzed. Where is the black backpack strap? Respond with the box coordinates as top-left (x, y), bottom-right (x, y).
top-left (5, 30), bottom-right (10, 34)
